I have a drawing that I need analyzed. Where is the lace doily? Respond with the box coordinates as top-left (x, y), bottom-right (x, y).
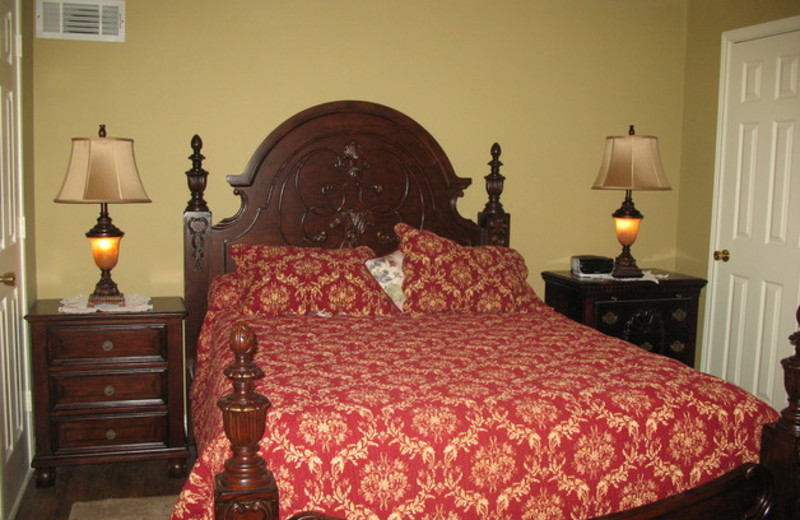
top-left (574, 270), bottom-right (668, 284)
top-left (59, 294), bottom-right (153, 314)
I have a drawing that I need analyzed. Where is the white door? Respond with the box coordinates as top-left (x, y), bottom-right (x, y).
top-left (703, 16), bottom-right (800, 413)
top-left (0, 0), bottom-right (30, 518)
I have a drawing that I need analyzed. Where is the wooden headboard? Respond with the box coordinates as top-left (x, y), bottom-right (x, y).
top-left (182, 100), bottom-right (510, 379)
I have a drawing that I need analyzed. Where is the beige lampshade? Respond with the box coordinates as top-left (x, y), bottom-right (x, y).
top-left (592, 134), bottom-right (671, 191)
top-left (55, 136), bottom-right (151, 203)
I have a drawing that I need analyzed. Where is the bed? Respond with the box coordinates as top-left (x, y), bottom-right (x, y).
top-left (171, 101), bottom-right (800, 520)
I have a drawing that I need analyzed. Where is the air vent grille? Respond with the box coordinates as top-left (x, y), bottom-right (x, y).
top-left (36, 0), bottom-right (125, 42)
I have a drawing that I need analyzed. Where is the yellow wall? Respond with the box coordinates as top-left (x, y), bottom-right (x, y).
top-left (28, 1), bottom-right (798, 303)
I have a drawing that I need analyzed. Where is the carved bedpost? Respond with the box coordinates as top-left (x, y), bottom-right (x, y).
top-left (478, 143), bottom-right (511, 246)
top-left (760, 304), bottom-right (800, 520)
top-left (184, 135), bottom-right (212, 391)
top-left (215, 323), bottom-right (278, 520)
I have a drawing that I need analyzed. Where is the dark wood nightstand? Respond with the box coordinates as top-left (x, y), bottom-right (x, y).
top-left (541, 270), bottom-right (707, 367)
top-left (25, 297), bottom-right (188, 487)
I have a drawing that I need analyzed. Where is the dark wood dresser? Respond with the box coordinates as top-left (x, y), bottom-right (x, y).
top-left (541, 270), bottom-right (707, 367)
top-left (25, 297), bottom-right (188, 486)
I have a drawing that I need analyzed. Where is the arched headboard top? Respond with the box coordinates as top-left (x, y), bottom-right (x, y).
top-left (211, 100), bottom-right (480, 257)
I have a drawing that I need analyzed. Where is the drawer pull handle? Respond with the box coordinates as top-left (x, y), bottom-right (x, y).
top-left (670, 341), bottom-right (686, 353)
top-left (640, 342), bottom-right (654, 352)
top-left (672, 309), bottom-right (687, 322)
top-left (105, 429), bottom-right (116, 441)
top-left (104, 385), bottom-right (115, 397)
top-left (102, 340), bottom-right (114, 352)
top-left (602, 312), bottom-right (618, 325)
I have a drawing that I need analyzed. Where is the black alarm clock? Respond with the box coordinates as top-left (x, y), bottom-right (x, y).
top-left (571, 255), bottom-right (614, 277)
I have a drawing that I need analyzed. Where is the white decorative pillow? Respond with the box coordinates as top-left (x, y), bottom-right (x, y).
top-left (365, 250), bottom-right (406, 311)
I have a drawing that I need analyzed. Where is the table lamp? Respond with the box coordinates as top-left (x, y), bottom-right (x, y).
top-left (54, 125), bottom-right (150, 305)
top-left (592, 125), bottom-right (670, 278)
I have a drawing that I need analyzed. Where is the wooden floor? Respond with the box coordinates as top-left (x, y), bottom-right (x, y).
top-left (13, 459), bottom-right (189, 520)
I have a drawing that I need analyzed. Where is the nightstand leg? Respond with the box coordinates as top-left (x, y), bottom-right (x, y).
top-left (34, 466), bottom-right (55, 487)
top-left (168, 457), bottom-right (187, 478)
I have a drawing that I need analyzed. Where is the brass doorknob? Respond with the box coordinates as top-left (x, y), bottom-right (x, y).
top-left (713, 249), bottom-right (730, 262)
top-left (0, 272), bottom-right (15, 286)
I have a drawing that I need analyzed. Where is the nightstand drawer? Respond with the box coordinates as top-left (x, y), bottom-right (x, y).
top-left (594, 298), bottom-right (692, 331)
top-left (48, 325), bottom-right (166, 365)
top-left (594, 298), bottom-right (694, 364)
top-left (55, 413), bottom-right (168, 452)
top-left (51, 370), bottom-right (166, 411)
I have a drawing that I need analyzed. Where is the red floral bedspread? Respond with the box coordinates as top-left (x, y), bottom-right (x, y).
top-left (172, 305), bottom-right (778, 520)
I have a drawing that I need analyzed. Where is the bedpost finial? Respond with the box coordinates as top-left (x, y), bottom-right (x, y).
top-left (489, 143), bottom-right (503, 173)
top-left (478, 142), bottom-right (510, 247)
top-left (791, 303), bottom-right (800, 356)
top-left (484, 142), bottom-right (506, 206)
top-left (777, 305), bottom-right (800, 438)
top-left (191, 134), bottom-right (203, 153)
top-left (796, 304), bottom-right (799, 328)
top-left (230, 322), bottom-right (259, 360)
top-left (222, 322), bottom-right (267, 412)
top-left (185, 134), bottom-right (210, 213)
top-left (491, 142), bottom-right (501, 162)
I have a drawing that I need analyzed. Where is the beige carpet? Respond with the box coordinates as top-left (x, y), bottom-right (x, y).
top-left (68, 495), bottom-right (178, 520)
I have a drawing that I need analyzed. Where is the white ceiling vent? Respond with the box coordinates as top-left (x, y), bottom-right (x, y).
top-left (36, 0), bottom-right (126, 42)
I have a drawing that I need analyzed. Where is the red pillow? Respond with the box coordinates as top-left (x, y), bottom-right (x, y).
top-left (207, 270), bottom-right (252, 313)
top-left (395, 223), bottom-right (540, 314)
top-left (230, 244), bottom-right (398, 317)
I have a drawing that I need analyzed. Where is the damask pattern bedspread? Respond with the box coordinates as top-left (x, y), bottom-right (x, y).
top-left (172, 304), bottom-right (777, 520)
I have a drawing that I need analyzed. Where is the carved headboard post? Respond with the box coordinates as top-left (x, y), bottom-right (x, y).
top-left (477, 143), bottom-right (511, 246)
top-left (184, 134), bottom-right (212, 389)
top-left (760, 304), bottom-right (800, 520)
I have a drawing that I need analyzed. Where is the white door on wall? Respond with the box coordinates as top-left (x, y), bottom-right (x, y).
top-left (0, 0), bottom-right (29, 518)
top-left (703, 15), bottom-right (800, 413)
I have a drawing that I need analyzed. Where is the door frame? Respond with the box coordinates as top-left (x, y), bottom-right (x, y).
top-left (0, 0), bottom-right (32, 517)
top-left (702, 15), bottom-right (800, 397)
